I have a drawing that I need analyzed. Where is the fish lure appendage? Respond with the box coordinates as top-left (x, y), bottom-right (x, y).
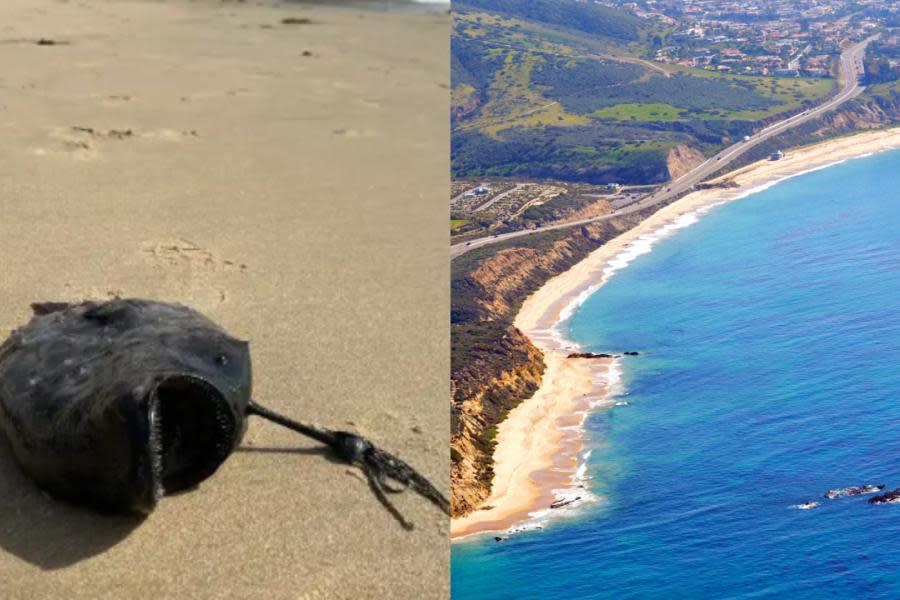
top-left (247, 400), bottom-right (450, 530)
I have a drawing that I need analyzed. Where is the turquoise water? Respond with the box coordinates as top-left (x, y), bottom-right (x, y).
top-left (451, 149), bottom-right (900, 599)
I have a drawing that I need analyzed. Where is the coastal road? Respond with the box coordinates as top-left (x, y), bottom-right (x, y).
top-left (451, 36), bottom-right (876, 260)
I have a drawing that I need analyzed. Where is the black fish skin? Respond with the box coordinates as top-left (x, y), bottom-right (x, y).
top-left (0, 299), bottom-right (252, 515)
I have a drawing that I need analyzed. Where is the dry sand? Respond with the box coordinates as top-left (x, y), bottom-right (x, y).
top-left (0, 0), bottom-right (449, 598)
top-left (451, 127), bottom-right (900, 540)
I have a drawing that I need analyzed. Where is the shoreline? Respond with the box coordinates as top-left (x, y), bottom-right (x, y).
top-left (450, 126), bottom-right (900, 541)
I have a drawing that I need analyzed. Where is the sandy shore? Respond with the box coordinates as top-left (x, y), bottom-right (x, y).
top-left (451, 127), bottom-right (900, 540)
top-left (0, 1), bottom-right (448, 598)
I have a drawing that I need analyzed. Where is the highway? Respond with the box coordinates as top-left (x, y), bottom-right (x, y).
top-left (451, 36), bottom-right (876, 260)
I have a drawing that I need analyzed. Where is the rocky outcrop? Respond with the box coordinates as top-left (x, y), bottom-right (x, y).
top-left (665, 144), bottom-right (706, 180)
top-left (809, 93), bottom-right (900, 135)
top-left (696, 178), bottom-right (739, 190)
top-left (451, 209), bottom-right (659, 518)
top-left (550, 496), bottom-right (581, 509)
top-left (452, 85), bottom-right (481, 124)
top-left (546, 198), bottom-right (613, 226)
top-left (868, 489), bottom-right (900, 505)
top-left (825, 484), bottom-right (884, 500)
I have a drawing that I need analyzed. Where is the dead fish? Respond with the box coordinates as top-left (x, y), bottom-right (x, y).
top-left (0, 299), bottom-right (448, 528)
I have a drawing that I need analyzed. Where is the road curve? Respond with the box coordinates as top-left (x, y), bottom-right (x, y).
top-left (451, 36), bottom-right (875, 260)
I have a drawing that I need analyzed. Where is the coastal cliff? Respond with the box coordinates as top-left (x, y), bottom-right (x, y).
top-left (715, 91), bottom-right (900, 174)
top-left (814, 92), bottom-right (900, 134)
top-left (666, 144), bottom-right (706, 180)
top-left (451, 212), bottom-right (656, 517)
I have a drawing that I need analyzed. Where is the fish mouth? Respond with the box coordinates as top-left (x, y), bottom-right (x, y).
top-left (147, 374), bottom-right (237, 501)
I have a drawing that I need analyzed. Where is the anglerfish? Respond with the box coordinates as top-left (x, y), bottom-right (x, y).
top-left (0, 299), bottom-right (448, 528)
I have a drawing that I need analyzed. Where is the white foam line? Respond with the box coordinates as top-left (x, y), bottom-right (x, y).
top-left (552, 150), bottom-right (882, 346)
top-left (522, 193), bottom-right (736, 534)
top-left (574, 461), bottom-right (589, 481)
top-left (492, 144), bottom-right (900, 542)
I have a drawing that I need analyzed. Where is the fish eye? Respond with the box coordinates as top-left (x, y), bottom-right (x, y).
top-left (215, 354), bottom-right (228, 367)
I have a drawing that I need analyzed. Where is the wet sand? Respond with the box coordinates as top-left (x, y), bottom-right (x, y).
top-left (0, 0), bottom-right (449, 598)
top-left (451, 127), bottom-right (900, 540)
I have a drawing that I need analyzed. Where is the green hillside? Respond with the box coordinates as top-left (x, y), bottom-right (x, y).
top-left (451, 2), bottom-right (838, 184)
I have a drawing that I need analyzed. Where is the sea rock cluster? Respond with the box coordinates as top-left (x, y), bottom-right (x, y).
top-left (868, 489), bottom-right (900, 505)
top-left (567, 352), bottom-right (614, 359)
top-left (824, 485), bottom-right (884, 500)
top-left (794, 484), bottom-right (894, 510)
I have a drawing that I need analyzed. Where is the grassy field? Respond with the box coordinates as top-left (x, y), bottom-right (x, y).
top-left (451, 219), bottom-right (469, 232)
top-left (734, 76), bottom-right (836, 119)
top-left (866, 79), bottom-right (900, 101)
top-left (452, 83), bottom-right (477, 108)
top-left (589, 77), bottom-right (835, 122)
top-left (593, 102), bottom-right (685, 122)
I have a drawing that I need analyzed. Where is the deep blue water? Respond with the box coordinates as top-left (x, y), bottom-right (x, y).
top-left (451, 149), bottom-right (900, 599)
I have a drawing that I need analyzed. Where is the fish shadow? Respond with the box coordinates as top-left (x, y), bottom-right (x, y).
top-left (0, 444), bottom-right (344, 569)
top-left (0, 436), bottom-right (142, 570)
top-left (235, 446), bottom-right (357, 470)
top-left (235, 445), bottom-right (361, 471)
top-left (236, 445), bottom-right (335, 459)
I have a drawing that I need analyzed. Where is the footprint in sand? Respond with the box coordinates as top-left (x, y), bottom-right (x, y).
top-left (141, 238), bottom-right (246, 273)
top-left (331, 128), bottom-right (382, 139)
top-left (181, 88), bottom-right (256, 102)
top-left (354, 98), bottom-right (382, 110)
top-left (140, 239), bottom-right (246, 311)
top-left (93, 93), bottom-right (135, 107)
top-left (32, 125), bottom-right (198, 159)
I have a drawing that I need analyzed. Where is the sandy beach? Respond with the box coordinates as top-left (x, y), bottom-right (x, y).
top-left (451, 126), bottom-right (900, 540)
top-left (0, 0), bottom-right (448, 598)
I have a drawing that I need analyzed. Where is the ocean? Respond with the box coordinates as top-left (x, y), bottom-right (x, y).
top-left (451, 148), bottom-right (900, 599)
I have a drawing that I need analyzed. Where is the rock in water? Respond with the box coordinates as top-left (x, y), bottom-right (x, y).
top-left (0, 299), bottom-right (252, 514)
top-left (550, 496), bottom-right (581, 509)
top-left (824, 484), bottom-right (884, 499)
top-left (0, 299), bottom-right (449, 527)
top-left (868, 489), bottom-right (900, 505)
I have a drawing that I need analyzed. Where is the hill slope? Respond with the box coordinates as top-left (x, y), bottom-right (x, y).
top-left (451, 2), bottom-right (837, 185)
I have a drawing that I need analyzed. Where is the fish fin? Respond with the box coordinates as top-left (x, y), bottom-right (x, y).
top-left (30, 302), bottom-right (77, 316)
